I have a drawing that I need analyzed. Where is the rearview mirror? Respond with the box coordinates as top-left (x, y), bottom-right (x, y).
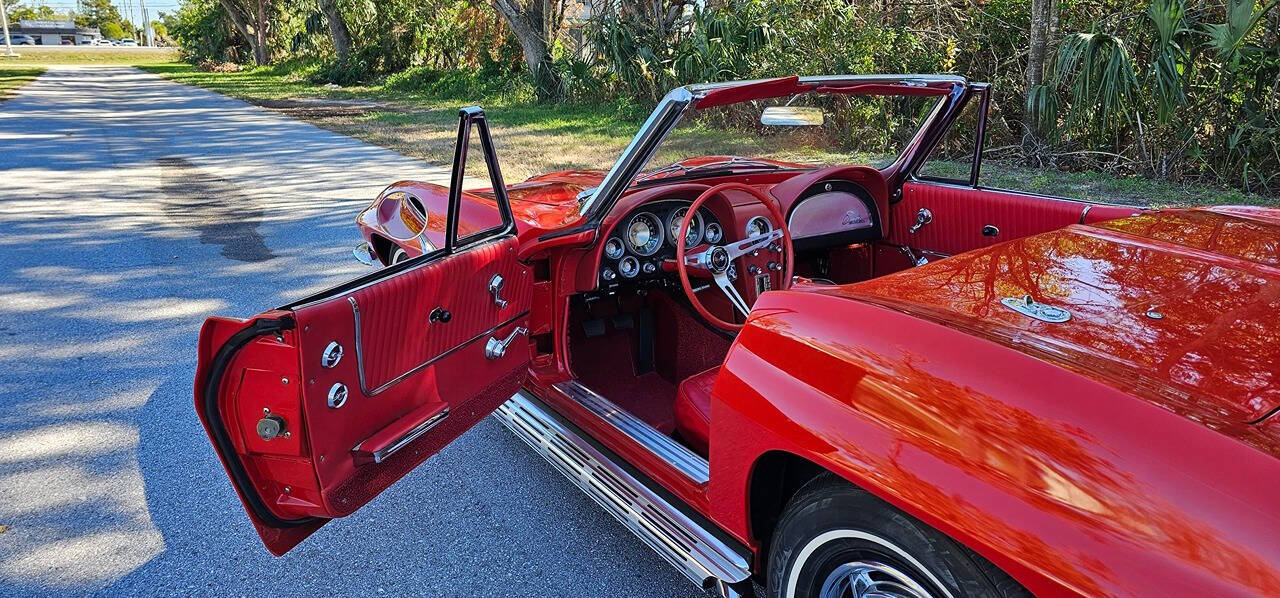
top-left (761, 106), bottom-right (824, 126)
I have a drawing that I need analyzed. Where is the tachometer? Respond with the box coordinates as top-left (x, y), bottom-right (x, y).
top-left (667, 207), bottom-right (704, 249)
top-left (626, 212), bottom-right (664, 256)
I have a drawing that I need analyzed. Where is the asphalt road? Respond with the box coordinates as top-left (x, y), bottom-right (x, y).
top-left (0, 66), bottom-right (701, 597)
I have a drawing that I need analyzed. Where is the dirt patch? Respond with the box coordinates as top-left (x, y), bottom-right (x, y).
top-left (157, 157), bottom-right (275, 263)
top-left (250, 97), bottom-right (399, 118)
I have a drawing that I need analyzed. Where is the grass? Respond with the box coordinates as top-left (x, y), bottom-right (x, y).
top-left (0, 66), bottom-right (44, 100)
top-left (0, 46), bottom-right (179, 65)
top-left (138, 62), bottom-right (1276, 207)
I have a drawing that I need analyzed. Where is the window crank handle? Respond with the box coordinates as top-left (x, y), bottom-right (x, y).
top-left (485, 326), bottom-right (528, 360)
top-left (908, 208), bottom-right (933, 234)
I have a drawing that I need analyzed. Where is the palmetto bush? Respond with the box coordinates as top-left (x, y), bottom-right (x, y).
top-left (1034, 0), bottom-right (1278, 192)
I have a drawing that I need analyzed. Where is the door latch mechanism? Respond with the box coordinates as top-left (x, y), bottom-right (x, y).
top-left (488, 274), bottom-right (509, 309)
top-left (485, 326), bottom-right (528, 360)
top-left (908, 208), bottom-right (933, 234)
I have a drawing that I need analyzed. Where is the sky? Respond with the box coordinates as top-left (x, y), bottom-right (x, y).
top-left (19, 0), bottom-right (186, 23)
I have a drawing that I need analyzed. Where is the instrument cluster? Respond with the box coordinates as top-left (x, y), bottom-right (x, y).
top-left (599, 200), bottom-right (723, 286)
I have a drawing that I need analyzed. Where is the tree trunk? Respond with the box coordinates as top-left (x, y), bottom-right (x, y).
top-left (217, 0), bottom-right (265, 64)
top-left (317, 0), bottom-right (353, 62)
top-left (1024, 0), bottom-right (1051, 156)
top-left (254, 0), bottom-right (269, 65)
top-left (491, 0), bottom-right (562, 101)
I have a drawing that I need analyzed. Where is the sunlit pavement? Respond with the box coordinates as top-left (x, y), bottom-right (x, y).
top-left (0, 66), bottom-right (699, 596)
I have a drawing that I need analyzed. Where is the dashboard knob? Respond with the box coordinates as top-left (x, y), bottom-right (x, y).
top-left (748, 265), bottom-right (761, 275)
top-left (768, 261), bottom-right (782, 271)
top-left (769, 243), bottom-right (782, 253)
top-left (750, 250), bottom-right (760, 257)
top-left (601, 268), bottom-right (617, 281)
top-left (642, 262), bottom-right (656, 274)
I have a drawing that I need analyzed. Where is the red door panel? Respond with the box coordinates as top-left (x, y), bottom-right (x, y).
top-left (889, 181), bottom-right (1141, 256)
top-left (195, 236), bottom-right (531, 555)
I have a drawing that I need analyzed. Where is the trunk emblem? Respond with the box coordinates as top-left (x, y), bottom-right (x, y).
top-left (1001, 295), bottom-right (1071, 323)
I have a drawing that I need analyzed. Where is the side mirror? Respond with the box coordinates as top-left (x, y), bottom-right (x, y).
top-left (352, 242), bottom-right (378, 267)
top-left (761, 106), bottom-right (824, 127)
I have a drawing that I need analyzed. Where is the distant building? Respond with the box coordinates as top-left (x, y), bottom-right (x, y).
top-left (11, 20), bottom-right (101, 45)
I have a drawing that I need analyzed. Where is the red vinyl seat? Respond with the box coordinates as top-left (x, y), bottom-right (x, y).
top-left (674, 366), bottom-right (719, 456)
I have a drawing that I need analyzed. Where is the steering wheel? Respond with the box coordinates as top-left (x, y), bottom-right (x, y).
top-left (676, 182), bottom-right (794, 331)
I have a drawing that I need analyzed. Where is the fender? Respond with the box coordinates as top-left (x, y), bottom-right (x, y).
top-left (707, 290), bottom-right (1280, 597)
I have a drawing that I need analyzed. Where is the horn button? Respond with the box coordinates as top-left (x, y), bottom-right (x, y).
top-left (707, 247), bottom-right (730, 274)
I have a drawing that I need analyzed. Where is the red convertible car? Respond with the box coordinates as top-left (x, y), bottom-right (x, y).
top-left (196, 75), bottom-right (1280, 597)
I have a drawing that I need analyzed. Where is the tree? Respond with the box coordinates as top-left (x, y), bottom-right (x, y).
top-left (101, 21), bottom-right (124, 39)
top-left (490, 0), bottom-right (565, 100)
top-left (316, 0), bottom-right (351, 62)
top-left (79, 0), bottom-right (123, 29)
top-left (7, 2), bottom-right (60, 23)
top-left (216, 0), bottom-right (270, 65)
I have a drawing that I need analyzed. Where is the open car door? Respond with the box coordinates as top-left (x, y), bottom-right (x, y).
top-left (193, 108), bottom-right (532, 555)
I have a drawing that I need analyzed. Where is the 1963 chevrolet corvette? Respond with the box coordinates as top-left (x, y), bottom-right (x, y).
top-left (195, 75), bottom-right (1280, 597)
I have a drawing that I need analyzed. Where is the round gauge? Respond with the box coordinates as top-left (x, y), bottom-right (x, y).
top-left (704, 222), bottom-right (723, 244)
top-left (745, 216), bottom-right (772, 238)
top-left (604, 237), bottom-right (625, 260)
top-left (618, 255), bottom-right (640, 278)
top-left (625, 212), bottom-right (664, 256)
top-left (667, 207), bottom-right (704, 249)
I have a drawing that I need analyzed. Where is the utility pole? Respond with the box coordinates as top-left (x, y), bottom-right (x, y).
top-left (0, 0), bottom-right (17, 58)
top-left (139, 0), bottom-right (151, 46)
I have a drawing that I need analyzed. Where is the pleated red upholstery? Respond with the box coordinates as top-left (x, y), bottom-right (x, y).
top-left (347, 237), bottom-right (531, 392)
top-left (291, 235), bottom-right (532, 517)
top-left (890, 182), bottom-right (1110, 256)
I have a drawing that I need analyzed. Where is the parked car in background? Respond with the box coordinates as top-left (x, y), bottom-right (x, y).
top-left (198, 75), bottom-right (1280, 597)
top-left (117, 38), bottom-right (137, 47)
top-left (6, 34), bottom-right (35, 45)
top-left (92, 38), bottom-right (113, 46)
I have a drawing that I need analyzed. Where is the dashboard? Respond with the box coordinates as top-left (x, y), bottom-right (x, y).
top-left (598, 200), bottom-right (725, 286)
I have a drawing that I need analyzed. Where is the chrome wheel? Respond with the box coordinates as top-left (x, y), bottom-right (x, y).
top-left (819, 561), bottom-right (933, 598)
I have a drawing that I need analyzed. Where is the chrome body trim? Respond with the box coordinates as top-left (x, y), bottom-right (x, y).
top-left (353, 408), bottom-right (450, 465)
top-left (494, 391), bottom-right (750, 590)
top-left (581, 75), bottom-right (970, 222)
top-left (553, 380), bottom-right (710, 484)
top-left (348, 294), bottom-right (529, 396)
top-left (579, 87), bottom-right (693, 218)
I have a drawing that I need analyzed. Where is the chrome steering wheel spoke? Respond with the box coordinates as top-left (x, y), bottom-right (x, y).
top-left (724, 229), bottom-right (782, 260)
top-left (713, 271), bottom-right (751, 318)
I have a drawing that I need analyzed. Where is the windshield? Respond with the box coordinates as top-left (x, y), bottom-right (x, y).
top-left (633, 91), bottom-right (944, 185)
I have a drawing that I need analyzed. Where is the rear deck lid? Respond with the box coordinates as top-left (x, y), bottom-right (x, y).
top-left (839, 207), bottom-right (1280, 429)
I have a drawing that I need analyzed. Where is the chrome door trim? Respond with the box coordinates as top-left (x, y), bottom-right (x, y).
top-left (494, 391), bottom-right (750, 590)
top-left (348, 294), bottom-right (529, 396)
top-left (352, 408), bottom-right (450, 465)
top-left (553, 380), bottom-right (710, 485)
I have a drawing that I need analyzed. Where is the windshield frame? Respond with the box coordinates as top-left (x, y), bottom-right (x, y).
top-left (576, 74), bottom-right (968, 225)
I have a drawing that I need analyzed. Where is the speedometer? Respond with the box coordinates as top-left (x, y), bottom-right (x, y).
top-left (667, 207), bottom-right (704, 249)
top-left (625, 212), bottom-right (664, 256)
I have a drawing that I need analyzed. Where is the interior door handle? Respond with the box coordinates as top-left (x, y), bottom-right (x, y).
top-left (488, 274), bottom-right (509, 308)
top-left (908, 208), bottom-right (933, 234)
top-left (485, 326), bottom-right (528, 360)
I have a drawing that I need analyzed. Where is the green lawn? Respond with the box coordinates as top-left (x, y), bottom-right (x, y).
top-left (0, 67), bottom-right (44, 100)
top-left (139, 62), bottom-right (1275, 207)
top-left (1, 46), bottom-right (178, 65)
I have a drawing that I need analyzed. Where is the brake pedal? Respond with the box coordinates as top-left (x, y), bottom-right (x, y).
top-left (582, 318), bottom-right (606, 337)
